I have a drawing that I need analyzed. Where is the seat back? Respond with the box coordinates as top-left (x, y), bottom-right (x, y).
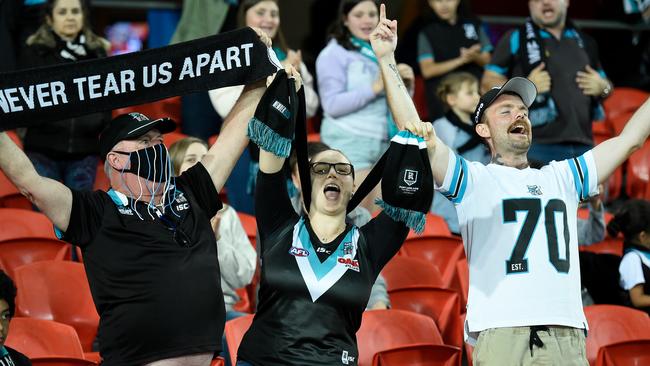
top-left (584, 305), bottom-right (650, 365)
top-left (30, 357), bottom-right (98, 366)
top-left (388, 286), bottom-right (463, 348)
top-left (14, 261), bottom-right (99, 352)
top-left (626, 140), bottom-right (650, 200)
top-left (603, 87), bottom-right (649, 122)
top-left (236, 211), bottom-right (257, 248)
top-left (382, 256), bottom-right (444, 290)
top-left (357, 309), bottom-right (445, 366)
top-left (224, 314), bottom-right (254, 366)
top-left (0, 172), bottom-right (31, 210)
top-left (372, 343), bottom-right (461, 366)
top-left (399, 236), bottom-right (465, 286)
top-left (0, 238), bottom-right (70, 278)
top-left (5, 318), bottom-right (85, 358)
top-left (455, 258), bottom-right (469, 311)
top-left (0, 208), bottom-right (57, 241)
top-left (595, 339), bottom-right (650, 366)
top-left (406, 213), bottom-right (452, 239)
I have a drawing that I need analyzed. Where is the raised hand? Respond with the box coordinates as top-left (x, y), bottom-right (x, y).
top-left (250, 26), bottom-right (272, 48)
top-left (528, 62), bottom-right (551, 94)
top-left (370, 3), bottom-right (398, 59)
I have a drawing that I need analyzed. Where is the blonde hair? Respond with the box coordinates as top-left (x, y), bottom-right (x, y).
top-left (436, 72), bottom-right (479, 110)
top-left (168, 137), bottom-right (209, 176)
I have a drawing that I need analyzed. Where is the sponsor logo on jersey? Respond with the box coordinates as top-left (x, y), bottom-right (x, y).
top-left (527, 185), bottom-right (543, 196)
top-left (337, 257), bottom-right (360, 272)
top-left (316, 247), bottom-right (331, 254)
top-left (117, 207), bottom-right (134, 215)
top-left (341, 350), bottom-right (356, 365)
top-left (289, 246), bottom-right (309, 257)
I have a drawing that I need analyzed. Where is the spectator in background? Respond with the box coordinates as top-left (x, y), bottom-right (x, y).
top-left (209, 0), bottom-right (320, 214)
top-left (430, 72), bottom-right (488, 234)
top-left (609, 199), bottom-right (650, 315)
top-left (18, 0), bottom-right (111, 191)
top-left (482, 0), bottom-right (613, 165)
top-left (169, 137), bottom-right (257, 366)
top-left (0, 270), bottom-right (31, 366)
top-left (288, 141), bottom-right (391, 310)
top-left (418, 0), bottom-right (492, 121)
top-left (316, 0), bottom-right (414, 211)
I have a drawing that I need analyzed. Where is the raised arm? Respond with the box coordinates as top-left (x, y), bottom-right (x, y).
top-left (370, 3), bottom-right (450, 184)
top-left (592, 97), bottom-right (650, 183)
top-left (0, 132), bottom-right (72, 230)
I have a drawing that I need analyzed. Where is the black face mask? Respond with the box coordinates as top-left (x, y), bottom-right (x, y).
top-left (113, 144), bottom-right (171, 183)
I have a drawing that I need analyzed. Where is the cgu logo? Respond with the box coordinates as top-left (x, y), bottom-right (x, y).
top-left (289, 247), bottom-right (309, 257)
top-left (338, 257), bottom-right (360, 272)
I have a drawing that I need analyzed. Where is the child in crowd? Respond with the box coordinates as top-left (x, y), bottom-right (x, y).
top-left (609, 199), bottom-right (650, 314)
top-left (418, 0), bottom-right (491, 120)
top-left (0, 270), bottom-right (31, 366)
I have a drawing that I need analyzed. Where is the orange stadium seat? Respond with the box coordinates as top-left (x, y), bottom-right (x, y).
top-left (236, 211), bottom-right (257, 248)
top-left (30, 357), bottom-right (97, 366)
top-left (210, 357), bottom-right (226, 366)
top-left (6, 130), bottom-right (23, 149)
top-left (357, 309), bottom-right (461, 366)
top-left (163, 131), bottom-right (190, 148)
top-left (112, 96), bottom-right (182, 125)
top-left (0, 237), bottom-right (70, 279)
top-left (388, 286), bottom-right (463, 349)
top-left (0, 172), bottom-right (31, 210)
top-left (232, 287), bottom-right (252, 314)
top-left (372, 343), bottom-right (461, 366)
top-left (594, 339), bottom-right (650, 366)
top-left (93, 162), bottom-right (110, 191)
top-left (608, 111), bottom-right (635, 137)
top-left (406, 213), bottom-right (452, 239)
top-left (455, 258), bottom-right (469, 311)
top-left (224, 314), bottom-right (254, 366)
top-left (399, 236), bottom-right (465, 288)
top-left (307, 133), bottom-right (321, 142)
top-left (413, 76), bottom-right (429, 120)
top-left (0, 208), bottom-right (57, 241)
top-left (584, 305), bottom-right (650, 365)
top-left (625, 140), bottom-right (650, 200)
top-left (579, 238), bottom-right (624, 257)
top-left (5, 318), bottom-right (85, 358)
top-left (14, 261), bottom-right (99, 353)
top-left (603, 87), bottom-right (648, 123)
top-left (382, 256), bottom-right (444, 290)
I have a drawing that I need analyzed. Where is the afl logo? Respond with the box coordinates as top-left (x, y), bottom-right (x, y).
top-left (289, 247), bottom-right (309, 257)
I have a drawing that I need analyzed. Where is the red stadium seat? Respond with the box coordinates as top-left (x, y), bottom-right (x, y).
top-left (577, 208), bottom-right (613, 226)
top-left (30, 357), bottom-right (97, 366)
top-left (603, 87), bottom-right (648, 123)
top-left (163, 131), bottom-right (190, 148)
top-left (0, 172), bottom-right (31, 210)
top-left (372, 343), bottom-right (461, 366)
top-left (579, 238), bottom-right (624, 257)
top-left (626, 140), bottom-right (650, 200)
top-left (232, 287), bottom-right (252, 314)
top-left (0, 237), bottom-right (70, 279)
top-left (399, 236), bottom-right (465, 288)
top-left (357, 309), bottom-right (460, 366)
top-left (455, 258), bottom-right (469, 311)
top-left (584, 305), bottom-right (650, 365)
top-left (6, 130), bottom-right (23, 149)
top-left (608, 111), bottom-right (635, 137)
top-left (594, 339), bottom-right (650, 366)
top-left (14, 261), bottom-right (99, 353)
top-left (5, 318), bottom-right (85, 358)
top-left (307, 133), bottom-right (321, 142)
top-left (112, 96), bottom-right (182, 125)
top-left (388, 286), bottom-right (463, 349)
top-left (208, 134), bottom-right (219, 147)
top-left (210, 357), bottom-right (226, 366)
top-left (0, 208), bottom-right (57, 241)
top-left (406, 213), bottom-right (452, 239)
top-left (413, 76), bottom-right (429, 120)
top-left (382, 256), bottom-right (444, 290)
top-left (93, 162), bottom-right (110, 191)
top-left (224, 314), bottom-right (254, 366)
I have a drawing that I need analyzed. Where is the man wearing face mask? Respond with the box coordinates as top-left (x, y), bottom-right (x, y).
top-left (0, 60), bottom-right (300, 365)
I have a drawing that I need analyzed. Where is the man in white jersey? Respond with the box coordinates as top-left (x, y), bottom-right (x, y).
top-left (369, 4), bottom-right (650, 364)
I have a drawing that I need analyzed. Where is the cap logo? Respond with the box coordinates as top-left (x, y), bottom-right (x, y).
top-left (129, 112), bottom-right (148, 122)
top-left (474, 102), bottom-right (484, 124)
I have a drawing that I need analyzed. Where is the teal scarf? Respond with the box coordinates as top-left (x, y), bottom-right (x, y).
top-left (350, 36), bottom-right (399, 139)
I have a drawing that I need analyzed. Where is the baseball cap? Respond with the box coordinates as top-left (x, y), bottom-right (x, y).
top-left (99, 112), bottom-right (176, 157)
top-left (473, 77), bottom-right (537, 125)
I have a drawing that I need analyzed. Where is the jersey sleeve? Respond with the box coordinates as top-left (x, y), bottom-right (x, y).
top-left (619, 252), bottom-right (646, 290)
top-left (57, 190), bottom-right (106, 248)
top-left (177, 163), bottom-right (223, 218)
top-left (254, 169), bottom-right (299, 246)
top-left (560, 150), bottom-right (599, 202)
top-left (417, 32), bottom-right (434, 62)
top-left (436, 147), bottom-right (474, 205)
top-left (485, 29), bottom-right (517, 77)
top-left (360, 212), bottom-right (409, 274)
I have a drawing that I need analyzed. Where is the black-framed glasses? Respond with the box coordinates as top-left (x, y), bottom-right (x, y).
top-left (310, 162), bottom-right (354, 176)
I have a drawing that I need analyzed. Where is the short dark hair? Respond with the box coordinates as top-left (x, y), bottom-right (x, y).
top-left (607, 199), bottom-right (650, 244)
top-left (0, 270), bottom-right (17, 317)
top-left (289, 141), bottom-right (331, 171)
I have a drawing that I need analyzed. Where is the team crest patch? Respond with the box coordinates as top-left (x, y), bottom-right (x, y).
top-left (289, 246), bottom-right (309, 257)
top-left (403, 169), bottom-right (418, 186)
top-left (527, 185), bottom-right (543, 196)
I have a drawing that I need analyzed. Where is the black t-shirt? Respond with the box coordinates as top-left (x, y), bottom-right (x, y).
top-left (1, 346), bottom-right (31, 366)
top-left (60, 164), bottom-right (223, 366)
top-left (237, 171), bottom-right (408, 366)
